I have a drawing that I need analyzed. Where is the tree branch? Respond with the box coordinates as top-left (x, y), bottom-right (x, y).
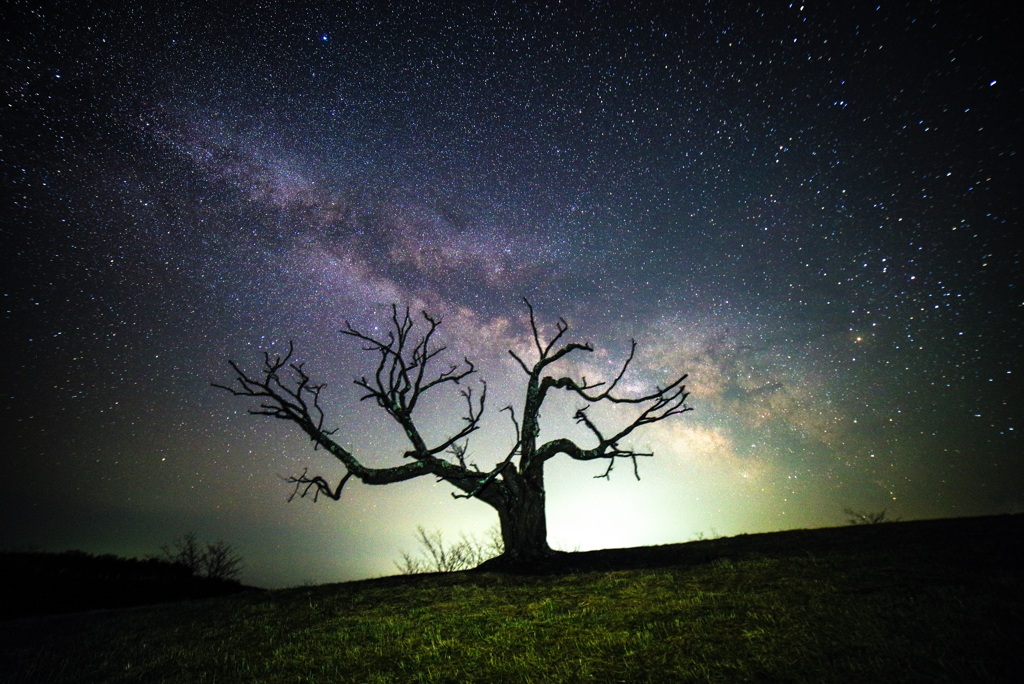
top-left (211, 342), bottom-right (336, 442)
top-left (452, 404), bottom-right (523, 500)
top-left (525, 330), bottom-right (692, 478)
top-left (213, 308), bottom-right (488, 503)
top-left (284, 468), bottom-right (354, 502)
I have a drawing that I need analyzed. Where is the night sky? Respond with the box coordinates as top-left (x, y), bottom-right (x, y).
top-left (3, 1), bottom-right (1021, 588)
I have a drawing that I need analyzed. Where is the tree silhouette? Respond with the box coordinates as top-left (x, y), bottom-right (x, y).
top-left (159, 533), bottom-right (244, 581)
top-left (214, 300), bottom-right (691, 562)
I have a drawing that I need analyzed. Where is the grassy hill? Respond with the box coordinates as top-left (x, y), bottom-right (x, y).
top-left (2, 514), bottom-right (1021, 682)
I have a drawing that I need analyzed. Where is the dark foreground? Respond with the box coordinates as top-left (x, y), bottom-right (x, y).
top-left (2, 514), bottom-right (1022, 682)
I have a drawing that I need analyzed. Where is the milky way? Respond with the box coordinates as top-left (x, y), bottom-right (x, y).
top-left (3, 1), bottom-right (1020, 586)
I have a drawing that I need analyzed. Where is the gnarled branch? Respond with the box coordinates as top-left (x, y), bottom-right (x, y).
top-left (213, 308), bottom-right (488, 503)
top-left (284, 468), bottom-right (353, 502)
top-left (510, 305), bottom-right (692, 478)
top-left (211, 342), bottom-right (336, 443)
top-left (451, 405), bottom-right (523, 501)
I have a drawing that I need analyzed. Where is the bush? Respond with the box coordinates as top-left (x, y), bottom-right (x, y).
top-left (844, 508), bottom-right (899, 525)
top-left (395, 526), bottom-right (503, 574)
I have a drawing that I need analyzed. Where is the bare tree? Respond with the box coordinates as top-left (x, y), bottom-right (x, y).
top-left (160, 532), bottom-right (205, 575)
top-left (201, 540), bottom-right (245, 582)
top-left (160, 533), bottom-right (244, 581)
top-left (214, 300), bottom-right (691, 562)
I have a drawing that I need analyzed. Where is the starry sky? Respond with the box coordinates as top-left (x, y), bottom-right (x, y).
top-left (3, 1), bottom-right (1021, 588)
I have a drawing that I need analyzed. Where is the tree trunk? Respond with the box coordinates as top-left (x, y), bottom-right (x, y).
top-left (495, 472), bottom-right (551, 561)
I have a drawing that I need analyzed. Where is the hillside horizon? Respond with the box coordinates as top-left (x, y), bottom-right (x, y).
top-left (3, 512), bottom-right (1020, 682)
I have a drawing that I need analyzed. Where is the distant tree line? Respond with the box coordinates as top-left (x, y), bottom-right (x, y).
top-left (0, 535), bottom-right (248, 619)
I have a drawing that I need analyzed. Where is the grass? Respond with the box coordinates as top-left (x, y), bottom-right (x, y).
top-left (2, 514), bottom-right (1022, 682)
